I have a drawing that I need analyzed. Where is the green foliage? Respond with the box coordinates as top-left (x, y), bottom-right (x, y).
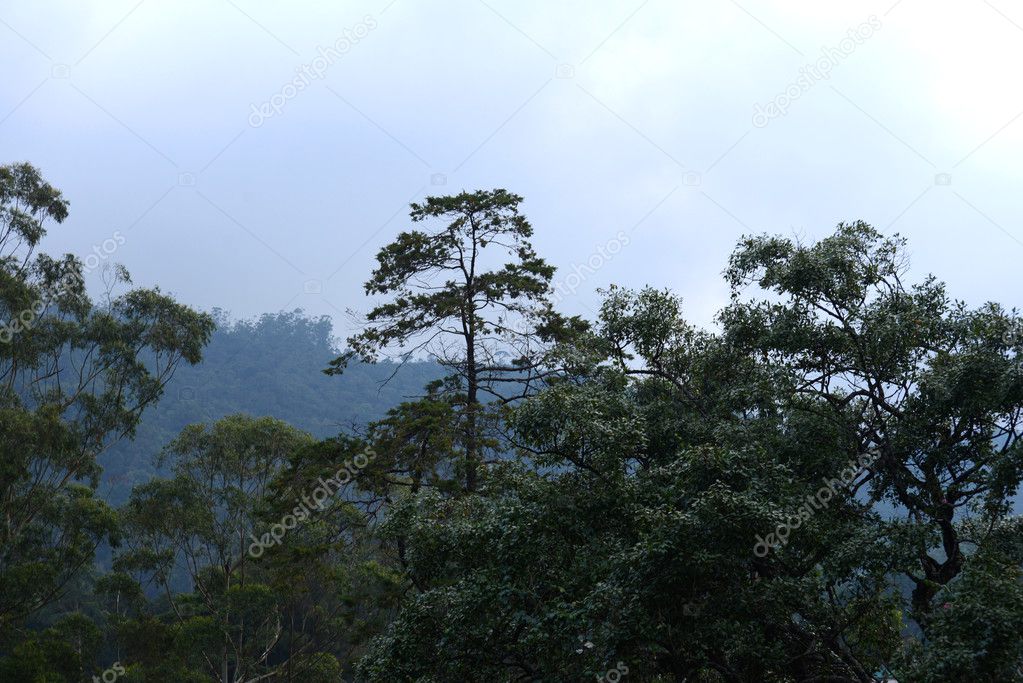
top-left (358, 222), bottom-right (1023, 681)
top-left (330, 189), bottom-right (554, 371)
top-left (115, 415), bottom-right (317, 681)
top-left (723, 222), bottom-right (1023, 620)
top-left (0, 163), bottom-right (213, 658)
top-left (328, 189), bottom-right (563, 492)
top-left (4, 171), bottom-right (1022, 682)
top-left (897, 551), bottom-right (1023, 681)
top-left (0, 612), bottom-right (103, 682)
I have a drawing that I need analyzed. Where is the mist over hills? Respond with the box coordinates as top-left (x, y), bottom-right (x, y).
top-left (97, 309), bottom-right (441, 505)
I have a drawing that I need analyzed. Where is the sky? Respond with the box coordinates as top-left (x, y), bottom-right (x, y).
top-left (2, 0), bottom-right (1022, 336)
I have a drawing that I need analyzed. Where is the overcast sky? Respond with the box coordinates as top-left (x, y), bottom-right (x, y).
top-left (3, 0), bottom-right (1022, 335)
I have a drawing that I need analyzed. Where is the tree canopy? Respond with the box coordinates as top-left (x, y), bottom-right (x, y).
top-left (2, 175), bottom-right (1021, 682)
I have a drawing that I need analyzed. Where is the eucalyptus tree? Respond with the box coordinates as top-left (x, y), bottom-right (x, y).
top-left (0, 162), bottom-right (213, 641)
top-left (116, 414), bottom-right (349, 683)
top-left (327, 189), bottom-right (563, 492)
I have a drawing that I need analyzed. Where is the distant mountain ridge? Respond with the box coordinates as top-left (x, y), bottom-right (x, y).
top-left (97, 309), bottom-right (441, 505)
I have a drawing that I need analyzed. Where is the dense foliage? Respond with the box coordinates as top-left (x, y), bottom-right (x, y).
top-left (0, 162), bottom-right (214, 678)
top-left (2, 166), bottom-right (1021, 681)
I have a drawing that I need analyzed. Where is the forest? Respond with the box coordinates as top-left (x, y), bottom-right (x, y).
top-left (3, 162), bottom-right (1023, 682)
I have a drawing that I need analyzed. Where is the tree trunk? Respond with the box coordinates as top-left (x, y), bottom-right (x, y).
top-left (465, 329), bottom-right (479, 492)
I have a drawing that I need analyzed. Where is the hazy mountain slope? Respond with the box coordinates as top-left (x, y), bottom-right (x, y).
top-left (97, 310), bottom-right (441, 505)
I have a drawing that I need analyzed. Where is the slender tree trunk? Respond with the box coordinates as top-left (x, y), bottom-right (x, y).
top-left (224, 561), bottom-right (232, 683)
top-left (465, 329), bottom-right (479, 491)
top-left (461, 219), bottom-right (481, 493)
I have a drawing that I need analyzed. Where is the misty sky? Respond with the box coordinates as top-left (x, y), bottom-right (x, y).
top-left (3, 0), bottom-right (1022, 336)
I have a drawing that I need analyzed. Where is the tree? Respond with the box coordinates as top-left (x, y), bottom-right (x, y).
top-left (327, 189), bottom-right (561, 492)
top-left (116, 414), bottom-right (338, 682)
top-left (8, 173), bottom-right (1021, 682)
top-left (359, 284), bottom-right (901, 681)
top-left (357, 223), bottom-right (1023, 681)
top-left (722, 223), bottom-right (1023, 616)
top-left (0, 162), bottom-right (214, 645)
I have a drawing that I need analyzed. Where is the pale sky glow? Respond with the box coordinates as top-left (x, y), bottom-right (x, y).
top-left (3, 0), bottom-right (1022, 334)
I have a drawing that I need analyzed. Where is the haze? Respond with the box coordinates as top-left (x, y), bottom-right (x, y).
top-left (3, 0), bottom-right (1021, 331)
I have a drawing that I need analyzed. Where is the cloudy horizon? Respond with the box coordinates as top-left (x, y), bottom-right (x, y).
top-left (4, 0), bottom-right (1022, 335)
